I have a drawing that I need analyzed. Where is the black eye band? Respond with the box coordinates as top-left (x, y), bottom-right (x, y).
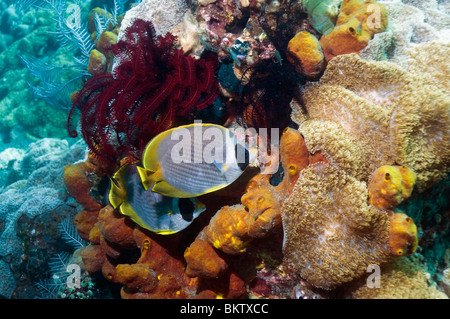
top-left (178, 198), bottom-right (194, 221)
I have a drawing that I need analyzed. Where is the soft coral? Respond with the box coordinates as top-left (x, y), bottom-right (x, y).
top-left (68, 19), bottom-right (219, 169)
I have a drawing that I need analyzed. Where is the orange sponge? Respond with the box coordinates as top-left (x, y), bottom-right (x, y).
top-left (319, 0), bottom-right (388, 61)
top-left (287, 31), bottom-right (325, 80)
top-left (388, 212), bottom-right (418, 257)
top-left (368, 165), bottom-right (416, 211)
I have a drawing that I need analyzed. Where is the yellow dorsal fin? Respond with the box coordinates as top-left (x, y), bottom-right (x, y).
top-left (142, 128), bottom-right (177, 171)
top-left (142, 123), bottom-right (230, 170)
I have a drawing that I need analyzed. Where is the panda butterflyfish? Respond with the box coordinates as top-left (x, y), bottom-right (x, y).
top-left (136, 123), bottom-right (256, 198)
top-left (108, 163), bottom-right (206, 235)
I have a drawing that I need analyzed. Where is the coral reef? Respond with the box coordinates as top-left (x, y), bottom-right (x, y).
top-left (397, 175), bottom-right (450, 281)
top-left (0, 138), bottom-right (87, 298)
top-left (183, 128), bottom-right (328, 292)
top-left (0, 259), bottom-right (15, 299)
top-left (78, 205), bottom-right (200, 299)
top-left (63, 113), bottom-right (431, 298)
top-left (195, 0), bottom-right (311, 68)
top-left (238, 59), bottom-right (305, 131)
top-left (66, 127), bottom-right (303, 298)
top-left (117, 228), bottom-right (198, 299)
top-left (0, 3), bottom-right (39, 49)
top-left (183, 174), bottom-right (284, 291)
top-left (5, 0), bottom-right (447, 301)
top-left (0, 20), bottom-right (69, 142)
top-left (292, 53), bottom-right (450, 191)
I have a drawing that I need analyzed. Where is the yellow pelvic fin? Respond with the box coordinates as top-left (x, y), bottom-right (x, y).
top-left (156, 229), bottom-right (178, 235)
top-left (136, 166), bottom-right (163, 191)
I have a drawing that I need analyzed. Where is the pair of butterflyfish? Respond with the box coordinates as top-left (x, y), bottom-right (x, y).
top-left (108, 123), bottom-right (256, 234)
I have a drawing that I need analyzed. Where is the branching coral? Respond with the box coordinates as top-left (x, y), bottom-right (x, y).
top-left (282, 163), bottom-right (391, 290)
top-left (68, 19), bottom-right (220, 167)
top-left (292, 53), bottom-right (450, 191)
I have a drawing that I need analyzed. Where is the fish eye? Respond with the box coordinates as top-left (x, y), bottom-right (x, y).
top-left (235, 143), bottom-right (250, 171)
top-left (178, 198), bottom-right (195, 221)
